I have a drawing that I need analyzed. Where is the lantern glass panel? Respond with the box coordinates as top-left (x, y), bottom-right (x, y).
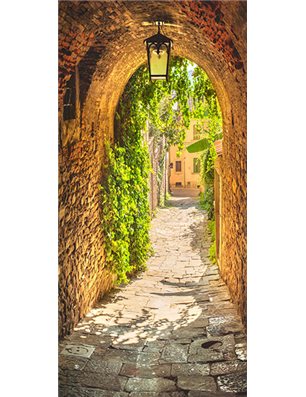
top-left (149, 44), bottom-right (168, 79)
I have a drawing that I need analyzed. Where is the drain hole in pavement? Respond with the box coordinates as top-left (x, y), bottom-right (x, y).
top-left (201, 341), bottom-right (223, 349)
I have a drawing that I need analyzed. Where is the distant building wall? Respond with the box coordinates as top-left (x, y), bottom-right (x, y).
top-left (169, 120), bottom-right (205, 193)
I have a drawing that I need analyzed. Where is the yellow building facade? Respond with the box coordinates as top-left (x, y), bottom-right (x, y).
top-left (169, 120), bottom-right (205, 195)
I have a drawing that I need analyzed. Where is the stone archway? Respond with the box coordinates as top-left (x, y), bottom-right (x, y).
top-left (58, 0), bottom-right (246, 338)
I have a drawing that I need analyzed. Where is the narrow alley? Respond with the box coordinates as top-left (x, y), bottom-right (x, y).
top-left (59, 196), bottom-right (247, 396)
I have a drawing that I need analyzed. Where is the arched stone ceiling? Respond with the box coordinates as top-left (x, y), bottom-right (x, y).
top-left (59, 1), bottom-right (246, 135)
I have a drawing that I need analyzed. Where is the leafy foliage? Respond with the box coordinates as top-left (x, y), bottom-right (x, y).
top-left (100, 59), bottom-right (222, 283)
top-left (190, 66), bottom-right (222, 264)
top-left (208, 219), bottom-right (217, 264)
top-left (209, 241), bottom-right (217, 264)
top-left (186, 137), bottom-right (210, 153)
top-left (100, 143), bottom-right (135, 284)
top-left (146, 57), bottom-right (194, 152)
top-left (191, 66), bottom-right (222, 183)
top-left (190, 66), bottom-right (222, 225)
top-left (199, 186), bottom-right (214, 220)
top-left (100, 58), bottom-right (195, 284)
top-left (100, 141), bottom-right (151, 284)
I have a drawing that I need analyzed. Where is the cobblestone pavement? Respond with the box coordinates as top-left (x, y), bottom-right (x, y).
top-left (59, 196), bottom-right (247, 397)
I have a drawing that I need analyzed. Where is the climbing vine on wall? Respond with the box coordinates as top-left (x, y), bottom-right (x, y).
top-left (187, 65), bottom-right (223, 265)
top-left (192, 65), bottom-right (223, 220)
top-left (100, 140), bottom-right (151, 284)
top-left (100, 58), bottom-right (195, 284)
top-left (100, 59), bottom-right (223, 282)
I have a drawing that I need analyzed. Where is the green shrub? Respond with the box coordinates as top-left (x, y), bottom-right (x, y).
top-left (200, 185), bottom-right (214, 219)
top-left (208, 219), bottom-right (216, 240)
top-left (209, 241), bottom-right (217, 264)
top-left (99, 60), bottom-right (222, 283)
top-left (207, 219), bottom-right (216, 264)
top-left (100, 142), bottom-right (151, 284)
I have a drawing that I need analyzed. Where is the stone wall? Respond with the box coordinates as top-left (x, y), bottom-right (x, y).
top-left (58, 0), bottom-right (247, 337)
top-left (58, 136), bottom-right (116, 337)
top-left (219, 107), bottom-right (247, 325)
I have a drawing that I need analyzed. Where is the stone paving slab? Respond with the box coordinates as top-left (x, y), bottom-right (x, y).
top-left (177, 376), bottom-right (217, 392)
top-left (210, 360), bottom-right (247, 376)
top-left (187, 392), bottom-right (238, 397)
top-left (78, 372), bottom-right (128, 390)
top-left (120, 363), bottom-right (172, 378)
top-left (171, 363), bottom-right (210, 377)
top-left (59, 388), bottom-right (129, 397)
top-left (59, 196), bottom-right (247, 395)
top-left (84, 357), bottom-right (123, 374)
top-left (160, 343), bottom-right (189, 363)
top-left (216, 373), bottom-right (247, 393)
top-left (59, 355), bottom-right (89, 371)
top-left (125, 377), bottom-right (177, 393)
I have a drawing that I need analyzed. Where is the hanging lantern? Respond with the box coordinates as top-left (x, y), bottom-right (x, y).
top-left (144, 22), bottom-right (173, 81)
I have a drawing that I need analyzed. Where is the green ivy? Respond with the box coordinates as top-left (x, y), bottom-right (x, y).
top-left (209, 241), bottom-right (217, 264)
top-left (208, 219), bottom-right (217, 264)
top-left (192, 66), bottom-right (222, 184)
top-left (199, 186), bottom-right (214, 220)
top-left (100, 140), bottom-right (151, 284)
top-left (191, 66), bottom-right (222, 224)
top-left (100, 58), bottom-right (196, 284)
top-left (100, 59), bottom-right (222, 283)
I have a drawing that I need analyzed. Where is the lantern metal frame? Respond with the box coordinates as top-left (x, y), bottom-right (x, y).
top-left (144, 22), bottom-right (173, 81)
